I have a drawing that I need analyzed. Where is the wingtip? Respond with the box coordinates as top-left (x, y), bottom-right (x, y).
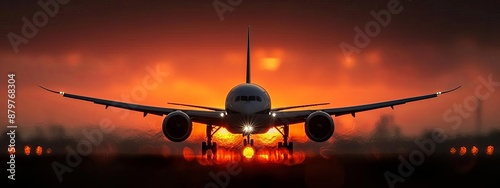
top-left (39, 85), bottom-right (64, 95)
top-left (437, 85), bottom-right (462, 95)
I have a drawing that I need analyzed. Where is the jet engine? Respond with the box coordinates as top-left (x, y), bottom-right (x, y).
top-left (162, 111), bottom-right (192, 142)
top-left (305, 111), bottom-right (334, 142)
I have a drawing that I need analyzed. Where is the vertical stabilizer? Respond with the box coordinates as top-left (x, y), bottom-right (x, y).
top-left (246, 26), bottom-right (251, 84)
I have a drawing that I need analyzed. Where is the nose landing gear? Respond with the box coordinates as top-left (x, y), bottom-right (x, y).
top-left (243, 133), bottom-right (254, 147)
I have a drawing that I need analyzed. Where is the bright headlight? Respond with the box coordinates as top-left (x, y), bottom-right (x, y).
top-left (243, 125), bottom-right (253, 132)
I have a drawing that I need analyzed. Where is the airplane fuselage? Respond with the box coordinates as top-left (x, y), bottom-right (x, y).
top-left (224, 83), bottom-right (273, 134)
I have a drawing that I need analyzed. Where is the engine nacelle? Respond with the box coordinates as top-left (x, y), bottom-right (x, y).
top-left (305, 111), bottom-right (334, 142)
top-left (162, 111), bottom-right (192, 142)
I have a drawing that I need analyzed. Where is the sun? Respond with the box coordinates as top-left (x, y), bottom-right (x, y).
top-left (242, 146), bottom-right (255, 159)
top-left (260, 57), bottom-right (281, 71)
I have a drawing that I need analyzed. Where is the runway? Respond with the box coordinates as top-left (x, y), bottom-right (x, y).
top-left (6, 152), bottom-right (497, 187)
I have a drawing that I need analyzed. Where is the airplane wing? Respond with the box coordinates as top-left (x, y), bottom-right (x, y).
top-left (271, 103), bottom-right (330, 111)
top-left (39, 86), bottom-right (224, 125)
top-left (273, 86), bottom-right (461, 125)
top-left (167, 102), bottom-right (224, 111)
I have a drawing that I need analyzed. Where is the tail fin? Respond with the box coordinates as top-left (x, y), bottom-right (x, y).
top-left (246, 26), bottom-right (251, 84)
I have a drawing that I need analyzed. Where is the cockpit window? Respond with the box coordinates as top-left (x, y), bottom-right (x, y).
top-left (235, 96), bottom-right (262, 102)
top-left (240, 96), bottom-right (248, 101)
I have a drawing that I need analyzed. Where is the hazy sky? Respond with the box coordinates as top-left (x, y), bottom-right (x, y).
top-left (1, 0), bottom-right (499, 141)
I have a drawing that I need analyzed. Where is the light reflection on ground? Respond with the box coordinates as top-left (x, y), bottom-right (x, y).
top-left (184, 146), bottom-right (306, 166)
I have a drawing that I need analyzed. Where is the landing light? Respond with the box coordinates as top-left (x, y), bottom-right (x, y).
top-left (243, 125), bottom-right (253, 132)
top-left (271, 112), bottom-right (276, 117)
top-left (486, 145), bottom-right (494, 156)
top-left (220, 112), bottom-right (225, 117)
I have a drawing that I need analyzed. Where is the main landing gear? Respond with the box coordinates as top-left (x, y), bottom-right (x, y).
top-left (276, 124), bottom-right (293, 154)
top-left (202, 124), bottom-right (220, 155)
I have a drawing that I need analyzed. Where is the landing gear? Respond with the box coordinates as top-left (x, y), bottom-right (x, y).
top-left (276, 124), bottom-right (293, 154)
top-left (202, 124), bottom-right (220, 155)
top-left (202, 142), bottom-right (217, 156)
top-left (243, 133), bottom-right (254, 147)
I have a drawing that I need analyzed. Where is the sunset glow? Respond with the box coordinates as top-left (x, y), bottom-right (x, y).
top-left (242, 146), bottom-right (255, 159)
top-left (254, 128), bottom-right (282, 146)
top-left (189, 147), bottom-right (306, 166)
top-left (213, 128), bottom-right (239, 147)
top-left (260, 57), bottom-right (281, 71)
top-left (254, 148), bottom-right (306, 165)
top-left (195, 148), bottom-right (242, 166)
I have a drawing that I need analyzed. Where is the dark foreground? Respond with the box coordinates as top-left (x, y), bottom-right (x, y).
top-left (4, 153), bottom-right (498, 187)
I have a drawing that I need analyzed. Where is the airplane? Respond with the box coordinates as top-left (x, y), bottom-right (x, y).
top-left (40, 26), bottom-right (461, 155)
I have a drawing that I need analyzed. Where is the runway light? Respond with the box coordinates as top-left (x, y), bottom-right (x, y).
top-left (182, 147), bottom-right (195, 161)
top-left (8, 146), bottom-right (15, 155)
top-left (450, 147), bottom-right (457, 155)
top-left (46, 148), bottom-right (52, 154)
top-left (242, 146), bottom-right (255, 159)
top-left (471, 146), bottom-right (478, 156)
top-left (24, 145), bottom-right (31, 156)
top-left (243, 125), bottom-right (253, 132)
top-left (459, 146), bottom-right (467, 156)
top-left (36, 146), bottom-right (43, 156)
top-left (486, 145), bottom-right (494, 156)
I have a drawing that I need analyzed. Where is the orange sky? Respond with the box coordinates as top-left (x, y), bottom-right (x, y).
top-left (1, 0), bottom-right (499, 142)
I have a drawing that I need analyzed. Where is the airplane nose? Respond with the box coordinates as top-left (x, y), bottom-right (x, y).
top-left (241, 104), bottom-right (253, 114)
top-left (240, 103), bottom-right (257, 114)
